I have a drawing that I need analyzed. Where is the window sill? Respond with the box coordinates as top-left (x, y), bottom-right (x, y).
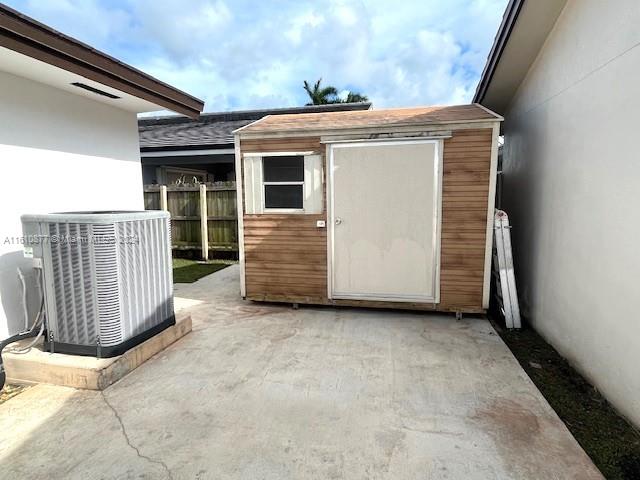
top-left (263, 208), bottom-right (306, 214)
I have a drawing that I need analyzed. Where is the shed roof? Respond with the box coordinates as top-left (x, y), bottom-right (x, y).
top-left (236, 104), bottom-right (501, 135)
top-left (138, 103), bottom-right (372, 150)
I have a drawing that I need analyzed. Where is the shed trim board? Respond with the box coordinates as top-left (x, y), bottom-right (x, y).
top-left (482, 122), bottom-right (500, 308)
top-left (235, 121), bottom-right (502, 140)
top-left (473, 102), bottom-right (505, 121)
top-left (326, 139), bottom-right (443, 303)
top-left (233, 115), bottom-right (269, 135)
top-left (243, 151), bottom-right (317, 157)
top-left (235, 105), bottom-right (502, 313)
top-left (321, 135), bottom-right (452, 144)
top-left (234, 134), bottom-right (246, 297)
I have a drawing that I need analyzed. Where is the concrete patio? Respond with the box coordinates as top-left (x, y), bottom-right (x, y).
top-left (0, 265), bottom-right (601, 479)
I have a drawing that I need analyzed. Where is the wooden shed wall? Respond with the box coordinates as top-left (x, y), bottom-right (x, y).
top-left (439, 128), bottom-right (492, 310)
top-left (239, 127), bottom-right (493, 312)
top-left (241, 137), bottom-right (328, 301)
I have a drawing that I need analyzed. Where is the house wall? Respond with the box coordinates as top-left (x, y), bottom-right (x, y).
top-left (501, 0), bottom-right (640, 426)
top-left (0, 70), bottom-right (144, 339)
top-left (239, 127), bottom-right (495, 312)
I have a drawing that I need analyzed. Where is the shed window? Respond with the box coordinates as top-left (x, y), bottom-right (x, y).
top-left (263, 156), bottom-right (304, 210)
top-left (243, 153), bottom-right (323, 214)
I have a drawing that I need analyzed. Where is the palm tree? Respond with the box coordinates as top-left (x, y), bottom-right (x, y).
top-left (303, 78), bottom-right (369, 105)
top-left (303, 78), bottom-right (339, 105)
top-left (344, 91), bottom-right (368, 103)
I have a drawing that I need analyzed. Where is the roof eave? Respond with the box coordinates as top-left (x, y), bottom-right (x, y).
top-left (473, 0), bottom-right (569, 114)
top-left (0, 4), bottom-right (204, 118)
top-left (232, 115), bottom-right (271, 135)
top-left (473, 0), bottom-right (524, 104)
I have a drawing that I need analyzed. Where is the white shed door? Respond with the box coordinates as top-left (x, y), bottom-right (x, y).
top-left (329, 140), bottom-right (442, 302)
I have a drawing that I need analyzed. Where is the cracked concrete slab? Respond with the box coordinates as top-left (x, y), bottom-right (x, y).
top-left (0, 265), bottom-right (602, 479)
top-left (101, 391), bottom-right (174, 479)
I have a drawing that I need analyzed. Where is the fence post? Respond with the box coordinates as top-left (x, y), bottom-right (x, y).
top-left (160, 185), bottom-right (168, 211)
top-left (199, 183), bottom-right (209, 261)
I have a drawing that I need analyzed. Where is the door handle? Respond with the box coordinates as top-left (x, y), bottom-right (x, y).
top-left (335, 218), bottom-right (342, 225)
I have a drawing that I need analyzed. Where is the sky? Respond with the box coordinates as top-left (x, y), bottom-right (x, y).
top-left (5, 0), bottom-right (508, 114)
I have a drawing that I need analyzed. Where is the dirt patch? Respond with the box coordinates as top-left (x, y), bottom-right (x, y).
top-left (375, 428), bottom-right (406, 472)
top-left (490, 314), bottom-right (640, 480)
top-left (0, 383), bottom-right (29, 404)
top-left (472, 398), bottom-right (540, 447)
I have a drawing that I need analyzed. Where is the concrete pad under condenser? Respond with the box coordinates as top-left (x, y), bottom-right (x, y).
top-left (3, 313), bottom-right (191, 390)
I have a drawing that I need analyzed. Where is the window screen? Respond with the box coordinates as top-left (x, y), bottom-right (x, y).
top-left (263, 156), bottom-right (304, 209)
top-left (264, 185), bottom-right (303, 209)
top-left (263, 156), bottom-right (304, 182)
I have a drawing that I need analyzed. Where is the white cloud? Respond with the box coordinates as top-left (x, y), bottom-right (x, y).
top-left (5, 0), bottom-right (508, 112)
top-left (333, 2), bottom-right (358, 27)
top-left (286, 11), bottom-right (325, 45)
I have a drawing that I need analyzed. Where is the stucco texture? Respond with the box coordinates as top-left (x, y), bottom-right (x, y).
top-left (0, 70), bottom-right (144, 339)
top-left (501, 0), bottom-right (640, 426)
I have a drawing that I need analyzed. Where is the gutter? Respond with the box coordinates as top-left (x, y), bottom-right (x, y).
top-left (473, 0), bottom-right (524, 104)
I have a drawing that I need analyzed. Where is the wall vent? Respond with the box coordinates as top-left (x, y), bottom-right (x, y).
top-left (71, 82), bottom-right (120, 99)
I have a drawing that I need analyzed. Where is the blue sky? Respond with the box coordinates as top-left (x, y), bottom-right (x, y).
top-left (5, 0), bottom-right (507, 113)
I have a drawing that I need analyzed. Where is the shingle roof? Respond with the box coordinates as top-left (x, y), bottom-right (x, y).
top-left (237, 104), bottom-right (502, 135)
top-left (138, 103), bottom-right (372, 150)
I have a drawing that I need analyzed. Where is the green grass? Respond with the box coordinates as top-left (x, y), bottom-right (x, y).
top-left (172, 259), bottom-right (230, 283)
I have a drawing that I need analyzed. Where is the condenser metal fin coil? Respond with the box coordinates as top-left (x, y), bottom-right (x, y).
top-left (21, 211), bottom-right (175, 357)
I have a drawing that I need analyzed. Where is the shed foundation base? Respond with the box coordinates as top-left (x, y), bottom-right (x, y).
top-left (246, 294), bottom-right (485, 314)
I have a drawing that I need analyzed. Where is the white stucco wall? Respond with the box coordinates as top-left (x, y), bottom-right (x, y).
top-left (502, 0), bottom-right (640, 426)
top-left (0, 70), bottom-right (144, 339)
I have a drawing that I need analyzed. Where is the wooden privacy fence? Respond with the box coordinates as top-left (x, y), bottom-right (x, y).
top-left (144, 182), bottom-right (238, 259)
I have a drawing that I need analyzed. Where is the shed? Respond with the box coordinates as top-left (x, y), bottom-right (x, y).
top-left (233, 104), bottom-right (502, 314)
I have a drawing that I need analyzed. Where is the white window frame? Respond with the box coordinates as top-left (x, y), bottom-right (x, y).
top-left (242, 151), bottom-right (322, 215)
top-left (261, 156), bottom-right (305, 213)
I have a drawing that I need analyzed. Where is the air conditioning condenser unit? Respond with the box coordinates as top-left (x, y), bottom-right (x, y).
top-left (21, 211), bottom-right (175, 357)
